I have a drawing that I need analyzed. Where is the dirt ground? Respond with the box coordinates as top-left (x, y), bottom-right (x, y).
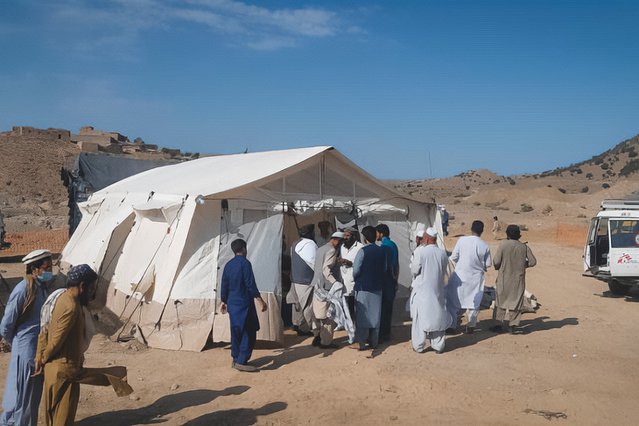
top-left (2, 232), bottom-right (638, 426)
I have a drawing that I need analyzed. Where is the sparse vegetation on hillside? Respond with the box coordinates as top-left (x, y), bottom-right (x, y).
top-left (620, 159), bottom-right (639, 177)
top-left (520, 203), bottom-right (534, 212)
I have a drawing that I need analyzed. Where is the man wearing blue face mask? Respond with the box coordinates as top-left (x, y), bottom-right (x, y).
top-left (0, 249), bottom-right (54, 426)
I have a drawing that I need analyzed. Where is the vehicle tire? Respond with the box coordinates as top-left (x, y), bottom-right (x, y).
top-left (608, 280), bottom-right (629, 296)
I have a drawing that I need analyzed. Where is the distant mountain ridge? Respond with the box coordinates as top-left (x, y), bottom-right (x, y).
top-left (394, 133), bottom-right (639, 202)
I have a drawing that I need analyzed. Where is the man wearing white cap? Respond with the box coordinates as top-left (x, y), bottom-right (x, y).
top-left (0, 249), bottom-right (54, 426)
top-left (409, 228), bottom-right (452, 354)
top-left (311, 231), bottom-right (346, 348)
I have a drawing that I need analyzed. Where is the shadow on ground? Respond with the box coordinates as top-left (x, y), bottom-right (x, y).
top-left (443, 315), bottom-right (579, 352)
top-left (251, 334), bottom-right (346, 370)
top-left (76, 386), bottom-right (250, 425)
top-left (182, 401), bottom-right (288, 426)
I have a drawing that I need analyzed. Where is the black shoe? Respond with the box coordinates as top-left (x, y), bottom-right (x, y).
top-left (490, 325), bottom-right (509, 334)
top-left (319, 343), bottom-right (338, 349)
top-left (445, 328), bottom-right (457, 335)
top-left (465, 326), bottom-right (475, 334)
top-left (311, 336), bottom-right (321, 346)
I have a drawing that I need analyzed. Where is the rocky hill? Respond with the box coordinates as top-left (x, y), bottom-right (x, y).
top-left (0, 126), bottom-right (190, 233)
top-left (393, 133), bottom-right (639, 239)
top-left (0, 131), bottom-right (80, 231)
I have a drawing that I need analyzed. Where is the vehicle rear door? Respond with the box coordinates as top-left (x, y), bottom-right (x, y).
top-left (584, 218), bottom-right (598, 271)
top-left (609, 219), bottom-right (639, 277)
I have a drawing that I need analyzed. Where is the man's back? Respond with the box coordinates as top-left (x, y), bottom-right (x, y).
top-left (221, 256), bottom-right (259, 307)
top-left (452, 235), bottom-right (491, 275)
top-left (354, 244), bottom-right (386, 292)
top-left (291, 238), bottom-right (316, 285)
top-left (312, 243), bottom-right (338, 290)
top-left (494, 240), bottom-right (529, 275)
top-left (41, 290), bottom-right (84, 365)
top-left (414, 245), bottom-right (448, 290)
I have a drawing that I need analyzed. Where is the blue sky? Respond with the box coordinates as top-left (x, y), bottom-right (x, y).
top-left (1, 0), bottom-right (638, 179)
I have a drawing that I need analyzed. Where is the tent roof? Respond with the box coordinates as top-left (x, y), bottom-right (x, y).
top-left (95, 146), bottom-right (418, 203)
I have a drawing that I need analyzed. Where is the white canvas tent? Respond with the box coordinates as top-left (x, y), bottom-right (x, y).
top-left (61, 146), bottom-right (441, 351)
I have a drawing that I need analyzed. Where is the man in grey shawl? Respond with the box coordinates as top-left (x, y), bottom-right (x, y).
top-left (491, 224), bottom-right (537, 333)
top-left (287, 224), bottom-right (318, 336)
top-left (410, 227), bottom-right (452, 354)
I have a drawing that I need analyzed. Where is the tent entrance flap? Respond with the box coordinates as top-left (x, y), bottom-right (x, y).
top-left (213, 210), bottom-right (284, 343)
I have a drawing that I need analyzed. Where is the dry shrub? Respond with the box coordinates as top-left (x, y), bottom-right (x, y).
top-left (520, 203), bottom-right (534, 213)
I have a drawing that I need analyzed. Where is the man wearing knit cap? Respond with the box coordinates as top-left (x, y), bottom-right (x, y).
top-left (0, 249), bottom-right (53, 426)
top-left (35, 264), bottom-right (132, 424)
top-left (492, 225), bottom-right (537, 333)
top-left (409, 228), bottom-right (452, 354)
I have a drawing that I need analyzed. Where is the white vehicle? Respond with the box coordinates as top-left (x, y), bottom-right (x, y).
top-left (583, 199), bottom-right (639, 295)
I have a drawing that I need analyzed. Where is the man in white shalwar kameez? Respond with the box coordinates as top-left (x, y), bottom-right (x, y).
top-left (409, 227), bottom-right (452, 354)
top-left (447, 220), bottom-right (492, 334)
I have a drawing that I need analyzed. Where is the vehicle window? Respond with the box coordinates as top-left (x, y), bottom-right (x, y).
top-left (587, 219), bottom-right (598, 244)
top-left (610, 219), bottom-right (639, 248)
top-left (597, 218), bottom-right (608, 237)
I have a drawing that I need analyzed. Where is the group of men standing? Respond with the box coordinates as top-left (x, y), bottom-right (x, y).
top-left (220, 217), bottom-right (537, 371)
top-left (287, 223), bottom-right (399, 352)
top-left (409, 220), bottom-right (537, 354)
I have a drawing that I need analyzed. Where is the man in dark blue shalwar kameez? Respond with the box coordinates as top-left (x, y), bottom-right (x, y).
top-left (220, 239), bottom-right (267, 373)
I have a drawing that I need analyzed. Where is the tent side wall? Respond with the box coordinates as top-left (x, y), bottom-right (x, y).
top-left (61, 193), bottom-right (149, 271)
top-left (105, 200), bottom-right (223, 351)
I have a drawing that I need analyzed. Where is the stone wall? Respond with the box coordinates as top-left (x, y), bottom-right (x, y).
top-left (10, 126), bottom-right (71, 143)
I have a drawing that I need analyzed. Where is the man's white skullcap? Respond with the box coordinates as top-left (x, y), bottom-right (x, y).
top-left (426, 227), bottom-right (438, 238)
top-left (22, 249), bottom-right (52, 265)
top-left (331, 231), bottom-right (345, 239)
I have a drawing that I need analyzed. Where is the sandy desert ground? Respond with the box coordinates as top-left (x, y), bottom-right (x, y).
top-left (2, 229), bottom-right (638, 426)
